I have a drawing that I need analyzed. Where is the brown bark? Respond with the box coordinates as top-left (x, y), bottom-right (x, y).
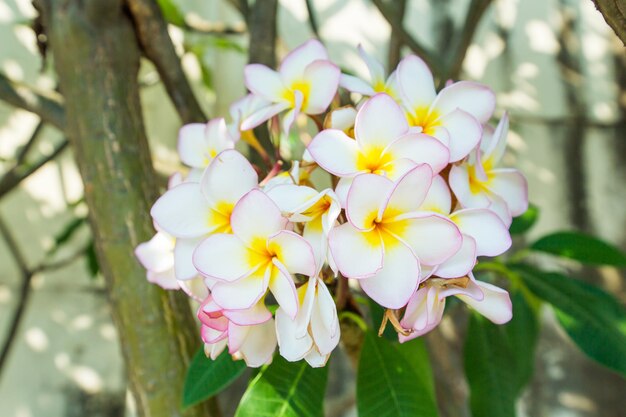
top-left (35, 1), bottom-right (210, 416)
top-left (592, 0), bottom-right (626, 45)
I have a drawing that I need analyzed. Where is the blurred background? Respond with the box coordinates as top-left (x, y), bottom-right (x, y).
top-left (0, 0), bottom-right (624, 416)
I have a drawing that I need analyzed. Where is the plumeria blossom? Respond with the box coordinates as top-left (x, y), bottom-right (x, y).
top-left (228, 94), bottom-right (270, 139)
top-left (276, 277), bottom-right (340, 367)
top-left (242, 39), bottom-right (340, 134)
top-left (199, 295), bottom-right (276, 367)
top-left (329, 165), bottom-right (462, 308)
top-left (266, 184), bottom-right (341, 272)
top-left (449, 113), bottom-right (528, 226)
top-left (178, 118), bottom-right (236, 170)
top-left (340, 45), bottom-right (400, 99)
top-left (193, 189), bottom-right (316, 318)
top-left (396, 55), bottom-right (495, 162)
top-left (399, 274), bottom-right (513, 341)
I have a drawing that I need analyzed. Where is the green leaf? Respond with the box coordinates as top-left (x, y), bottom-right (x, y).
top-left (235, 355), bottom-right (328, 417)
top-left (357, 331), bottom-right (439, 417)
top-left (395, 337), bottom-right (436, 399)
top-left (182, 348), bottom-right (246, 409)
top-left (505, 290), bottom-right (539, 392)
top-left (513, 264), bottom-right (626, 377)
top-left (530, 231), bottom-right (626, 266)
top-left (85, 240), bottom-right (100, 278)
top-left (509, 203), bottom-right (539, 235)
top-left (48, 217), bottom-right (87, 256)
top-left (156, 0), bottom-right (186, 27)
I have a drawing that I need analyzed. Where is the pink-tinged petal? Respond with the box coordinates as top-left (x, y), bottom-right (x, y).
top-left (303, 221), bottom-right (326, 271)
top-left (315, 278), bottom-right (339, 337)
top-left (432, 81), bottom-right (496, 124)
top-left (185, 168), bottom-right (204, 183)
top-left (400, 287), bottom-right (444, 339)
top-left (385, 164), bottom-right (433, 217)
top-left (487, 169), bottom-right (529, 217)
top-left (304, 348), bottom-right (329, 367)
top-left (429, 126), bottom-right (451, 148)
top-left (240, 102), bottom-right (291, 131)
top-left (174, 237), bottom-right (203, 280)
top-left (303, 60), bottom-right (340, 114)
top-left (308, 129), bottom-right (362, 176)
top-left (456, 281), bottom-right (512, 324)
top-left (326, 106), bottom-right (357, 131)
top-left (270, 260), bottom-right (299, 319)
top-left (227, 323), bottom-right (250, 353)
top-left (223, 302), bottom-right (272, 326)
top-left (419, 175), bottom-right (452, 215)
top-left (339, 74), bottom-right (376, 95)
top-left (434, 234), bottom-right (477, 278)
top-left (268, 230), bottom-right (316, 276)
top-left (211, 267), bottom-right (270, 310)
top-left (237, 319), bottom-right (277, 367)
top-left (178, 123), bottom-right (208, 168)
top-left (355, 93), bottom-right (409, 149)
top-left (279, 39), bottom-right (328, 83)
top-left (206, 338), bottom-right (228, 360)
top-left (334, 176), bottom-right (352, 208)
top-left (359, 241), bottom-right (420, 309)
top-left (358, 44), bottom-right (385, 83)
top-left (482, 113), bottom-right (509, 164)
top-left (231, 190), bottom-right (287, 245)
top-left (451, 208), bottom-right (511, 256)
top-left (193, 234), bottom-right (256, 282)
top-left (179, 277), bottom-right (209, 301)
top-left (387, 133), bottom-right (450, 174)
top-left (487, 194), bottom-right (513, 227)
top-left (135, 232), bottom-right (174, 272)
top-left (147, 268), bottom-right (180, 290)
top-left (310, 292), bottom-right (340, 354)
top-left (244, 64), bottom-right (285, 101)
top-left (346, 173), bottom-right (394, 230)
top-left (448, 164), bottom-right (491, 209)
top-left (295, 279), bottom-right (317, 337)
top-left (396, 214), bottom-right (462, 266)
top-left (439, 275), bottom-right (484, 300)
top-left (168, 172), bottom-right (184, 188)
top-left (151, 183), bottom-right (212, 238)
top-left (265, 184), bottom-right (318, 219)
top-left (396, 55), bottom-right (437, 109)
top-left (329, 223), bottom-right (383, 278)
top-left (205, 118), bottom-right (236, 152)
top-left (202, 326), bottom-right (227, 344)
top-left (200, 149), bottom-right (258, 206)
top-left (275, 308), bottom-right (313, 361)
top-left (282, 90), bottom-right (303, 135)
top-left (439, 109), bottom-right (482, 162)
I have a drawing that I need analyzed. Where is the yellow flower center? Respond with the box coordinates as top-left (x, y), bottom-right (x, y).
top-left (356, 146), bottom-right (394, 174)
top-left (282, 80), bottom-right (311, 110)
top-left (408, 106), bottom-right (441, 136)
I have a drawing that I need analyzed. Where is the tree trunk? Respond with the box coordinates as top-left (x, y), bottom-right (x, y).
top-left (36, 1), bottom-right (209, 416)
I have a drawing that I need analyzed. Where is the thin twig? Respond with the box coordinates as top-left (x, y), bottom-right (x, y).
top-left (305, 0), bottom-right (321, 40)
top-left (372, 0), bottom-right (444, 76)
top-left (126, 0), bottom-right (207, 123)
top-left (0, 139), bottom-right (69, 200)
top-left (15, 122), bottom-right (45, 166)
top-left (0, 73), bottom-right (65, 131)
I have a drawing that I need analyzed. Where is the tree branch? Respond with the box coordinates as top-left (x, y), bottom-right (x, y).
top-left (15, 122), bottom-right (45, 166)
top-left (372, 0), bottom-right (444, 76)
top-left (592, 0), bottom-right (626, 45)
top-left (248, 0), bottom-right (278, 67)
top-left (0, 73), bottom-right (65, 131)
top-left (126, 0), bottom-right (207, 124)
top-left (305, 0), bottom-right (321, 40)
top-left (386, 0), bottom-right (407, 70)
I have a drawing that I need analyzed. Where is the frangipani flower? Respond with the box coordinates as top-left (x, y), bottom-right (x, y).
top-left (329, 165), bottom-right (462, 308)
top-left (399, 274), bottom-right (512, 341)
top-left (449, 114), bottom-right (528, 226)
top-left (339, 45), bottom-right (400, 99)
top-left (276, 277), bottom-right (340, 367)
top-left (228, 94), bottom-right (270, 139)
top-left (242, 39), bottom-right (340, 134)
top-left (266, 184), bottom-right (341, 271)
top-left (178, 118), bottom-right (236, 169)
top-left (417, 175), bottom-right (512, 278)
top-left (199, 295), bottom-right (276, 367)
top-left (309, 93), bottom-right (449, 179)
top-left (193, 189), bottom-right (316, 318)
top-left (324, 106), bottom-right (357, 137)
top-left (397, 55), bottom-right (495, 161)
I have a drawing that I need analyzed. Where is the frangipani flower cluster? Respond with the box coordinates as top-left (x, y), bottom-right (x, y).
top-left (135, 40), bottom-right (527, 368)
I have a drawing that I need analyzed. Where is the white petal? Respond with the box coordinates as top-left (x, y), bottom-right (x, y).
top-left (276, 308), bottom-right (313, 361)
top-left (355, 93), bottom-right (409, 150)
top-left (279, 39), bottom-right (328, 84)
top-left (304, 348), bottom-right (329, 367)
top-left (193, 234), bottom-right (257, 282)
top-left (135, 232), bottom-right (174, 272)
top-left (205, 118), bottom-right (236, 155)
top-left (231, 189), bottom-right (287, 245)
top-left (339, 74), bottom-right (376, 96)
top-left (268, 230), bottom-right (316, 276)
top-left (238, 319), bottom-right (277, 367)
top-left (310, 292), bottom-right (340, 354)
top-left (211, 267), bottom-right (270, 310)
top-left (334, 176), bottom-right (352, 208)
top-left (223, 301), bottom-right (272, 326)
top-left (384, 164), bottom-right (433, 217)
top-left (329, 223), bottom-right (383, 278)
top-left (418, 175), bottom-right (452, 215)
top-left (178, 123), bottom-right (208, 168)
top-left (174, 237), bottom-right (203, 280)
top-left (451, 209), bottom-right (511, 256)
top-left (397, 55), bottom-right (437, 109)
top-left (303, 60), bottom-right (340, 114)
top-left (434, 234), bottom-right (477, 278)
top-left (308, 129), bottom-right (362, 176)
top-left (395, 214), bottom-right (462, 266)
top-left (482, 113), bottom-right (509, 164)
top-left (400, 286), bottom-right (444, 337)
top-left (147, 268), bottom-right (180, 290)
top-left (266, 184), bottom-right (318, 218)
top-left (358, 44), bottom-right (385, 83)
top-left (487, 194), bottom-right (513, 227)
top-left (269, 261), bottom-right (299, 319)
top-left (448, 164), bottom-right (490, 209)
top-left (151, 183), bottom-right (212, 238)
top-left (359, 241), bottom-right (420, 308)
top-left (439, 109), bottom-right (482, 162)
top-left (386, 133), bottom-right (450, 174)
top-left (244, 64), bottom-right (285, 101)
top-left (178, 276), bottom-right (209, 301)
top-left (200, 149), bottom-right (258, 207)
top-left (456, 281), bottom-right (512, 324)
top-left (346, 173), bottom-right (393, 230)
top-left (487, 169), bottom-right (529, 217)
top-left (241, 102), bottom-right (291, 130)
top-left (432, 81), bottom-right (496, 124)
